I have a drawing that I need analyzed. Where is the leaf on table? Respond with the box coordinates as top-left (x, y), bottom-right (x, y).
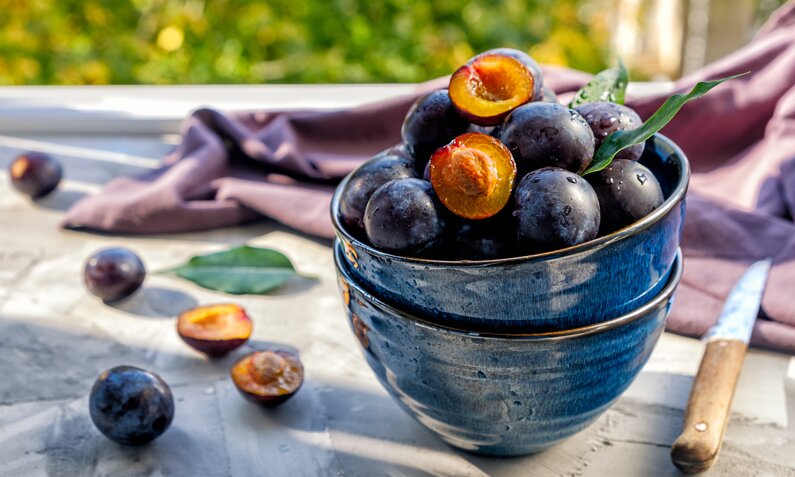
top-left (161, 245), bottom-right (315, 295)
top-left (583, 72), bottom-right (748, 175)
top-left (568, 59), bottom-right (629, 108)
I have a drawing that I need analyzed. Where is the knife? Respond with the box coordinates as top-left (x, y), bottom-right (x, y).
top-left (670, 258), bottom-right (772, 474)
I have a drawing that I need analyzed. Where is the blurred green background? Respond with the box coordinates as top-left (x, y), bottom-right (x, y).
top-left (0, 0), bottom-right (786, 85)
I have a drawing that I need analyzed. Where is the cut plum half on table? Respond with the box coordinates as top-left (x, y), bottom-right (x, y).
top-left (177, 304), bottom-right (253, 356)
top-left (430, 132), bottom-right (516, 220)
top-left (231, 350), bottom-right (304, 407)
top-left (449, 53), bottom-right (536, 125)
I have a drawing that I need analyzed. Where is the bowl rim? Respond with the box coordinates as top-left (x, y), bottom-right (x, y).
top-left (335, 243), bottom-right (683, 341)
top-left (331, 133), bottom-right (690, 266)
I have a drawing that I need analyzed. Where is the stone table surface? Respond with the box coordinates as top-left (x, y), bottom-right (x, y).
top-left (0, 133), bottom-right (794, 477)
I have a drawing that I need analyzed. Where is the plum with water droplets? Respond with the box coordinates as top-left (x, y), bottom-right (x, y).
top-left (498, 103), bottom-right (595, 175)
top-left (587, 159), bottom-right (664, 234)
top-left (364, 178), bottom-right (447, 254)
top-left (339, 148), bottom-right (417, 232)
top-left (512, 167), bottom-right (600, 252)
top-left (401, 90), bottom-right (469, 167)
top-left (89, 366), bottom-right (174, 446)
top-left (576, 102), bottom-right (644, 161)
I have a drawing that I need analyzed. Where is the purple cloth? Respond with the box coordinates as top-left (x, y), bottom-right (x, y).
top-left (64, 4), bottom-right (795, 352)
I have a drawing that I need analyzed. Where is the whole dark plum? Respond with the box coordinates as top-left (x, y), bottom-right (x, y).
top-left (83, 248), bottom-right (146, 302)
top-left (472, 48), bottom-right (545, 101)
top-left (89, 366), bottom-right (174, 446)
top-left (339, 149), bottom-right (417, 232)
top-left (575, 102), bottom-right (645, 161)
top-left (587, 159), bottom-right (664, 234)
top-left (513, 167), bottom-right (600, 252)
top-left (364, 178), bottom-right (447, 254)
top-left (8, 152), bottom-right (62, 199)
top-left (499, 103), bottom-right (595, 175)
top-left (401, 89), bottom-right (469, 167)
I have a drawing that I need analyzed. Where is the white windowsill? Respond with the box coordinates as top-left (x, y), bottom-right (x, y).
top-left (0, 83), bottom-right (674, 135)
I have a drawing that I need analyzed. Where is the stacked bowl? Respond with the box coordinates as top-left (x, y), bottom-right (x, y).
top-left (332, 134), bottom-right (689, 456)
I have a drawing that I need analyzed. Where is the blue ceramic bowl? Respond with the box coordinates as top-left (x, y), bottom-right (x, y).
top-left (335, 244), bottom-right (683, 456)
top-left (331, 134), bottom-right (688, 331)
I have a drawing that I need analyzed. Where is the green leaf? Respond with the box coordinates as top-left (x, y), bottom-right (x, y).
top-left (583, 72), bottom-right (747, 175)
top-left (568, 58), bottom-right (629, 108)
top-left (161, 245), bottom-right (314, 295)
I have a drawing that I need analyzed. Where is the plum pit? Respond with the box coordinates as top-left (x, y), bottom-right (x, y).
top-left (430, 132), bottom-right (516, 220)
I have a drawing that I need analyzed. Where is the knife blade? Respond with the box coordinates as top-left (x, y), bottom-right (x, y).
top-left (671, 258), bottom-right (771, 474)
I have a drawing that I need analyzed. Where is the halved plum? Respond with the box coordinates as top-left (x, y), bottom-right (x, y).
top-left (230, 350), bottom-right (304, 407)
top-left (472, 48), bottom-right (544, 101)
top-left (429, 132), bottom-right (516, 220)
top-left (449, 53), bottom-right (536, 125)
top-left (177, 304), bottom-right (252, 357)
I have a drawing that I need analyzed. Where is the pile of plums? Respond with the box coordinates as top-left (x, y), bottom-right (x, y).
top-left (340, 49), bottom-right (664, 260)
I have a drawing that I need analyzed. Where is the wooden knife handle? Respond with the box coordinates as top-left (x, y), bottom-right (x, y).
top-left (671, 339), bottom-right (747, 473)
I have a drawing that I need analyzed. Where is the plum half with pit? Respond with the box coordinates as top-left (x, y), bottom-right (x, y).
top-left (449, 50), bottom-right (539, 125)
top-left (513, 167), bottom-right (601, 253)
top-left (9, 152), bottom-right (62, 199)
top-left (401, 89), bottom-right (469, 166)
top-left (499, 102), bottom-right (595, 175)
top-left (339, 148), bottom-right (417, 232)
top-left (177, 304), bottom-right (253, 357)
top-left (429, 132), bottom-right (516, 220)
top-left (576, 101), bottom-right (645, 161)
top-left (89, 366), bottom-right (175, 446)
top-left (231, 350), bottom-right (304, 407)
top-left (587, 159), bottom-right (664, 234)
top-left (83, 247), bottom-right (146, 302)
top-left (363, 178), bottom-right (447, 254)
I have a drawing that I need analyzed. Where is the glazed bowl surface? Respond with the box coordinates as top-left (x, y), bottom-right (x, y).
top-left (332, 134), bottom-right (688, 331)
top-left (334, 244), bottom-right (683, 456)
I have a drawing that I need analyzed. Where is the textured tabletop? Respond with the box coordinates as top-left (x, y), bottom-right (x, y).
top-left (0, 132), bottom-right (793, 477)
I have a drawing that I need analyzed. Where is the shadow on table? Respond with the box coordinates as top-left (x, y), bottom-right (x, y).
top-left (244, 371), bottom-right (700, 476)
top-left (110, 286), bottom-right (198, 318)
top-left (31, 189), bottom-right (87, 212)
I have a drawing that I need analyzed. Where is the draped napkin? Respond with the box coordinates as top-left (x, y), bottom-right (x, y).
top-left (63, 3), bottom-right (795, 352)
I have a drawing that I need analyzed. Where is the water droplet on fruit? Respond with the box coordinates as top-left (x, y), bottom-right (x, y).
top-left (606, 177), bottom-right (614, 184)
top-left (567, 177), bottom-right (577, 184)
top-left (564, 205), bottom-right (572, 216)
top-left (636, 173), bottom-right (647, 184)
top-left (531, 177), bottom-right (540, 183)
top-left (477, 370), bottom-right (487, 379)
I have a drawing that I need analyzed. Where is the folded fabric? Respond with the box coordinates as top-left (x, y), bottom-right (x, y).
top-left (63, 3), bottom-right (795, 352)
